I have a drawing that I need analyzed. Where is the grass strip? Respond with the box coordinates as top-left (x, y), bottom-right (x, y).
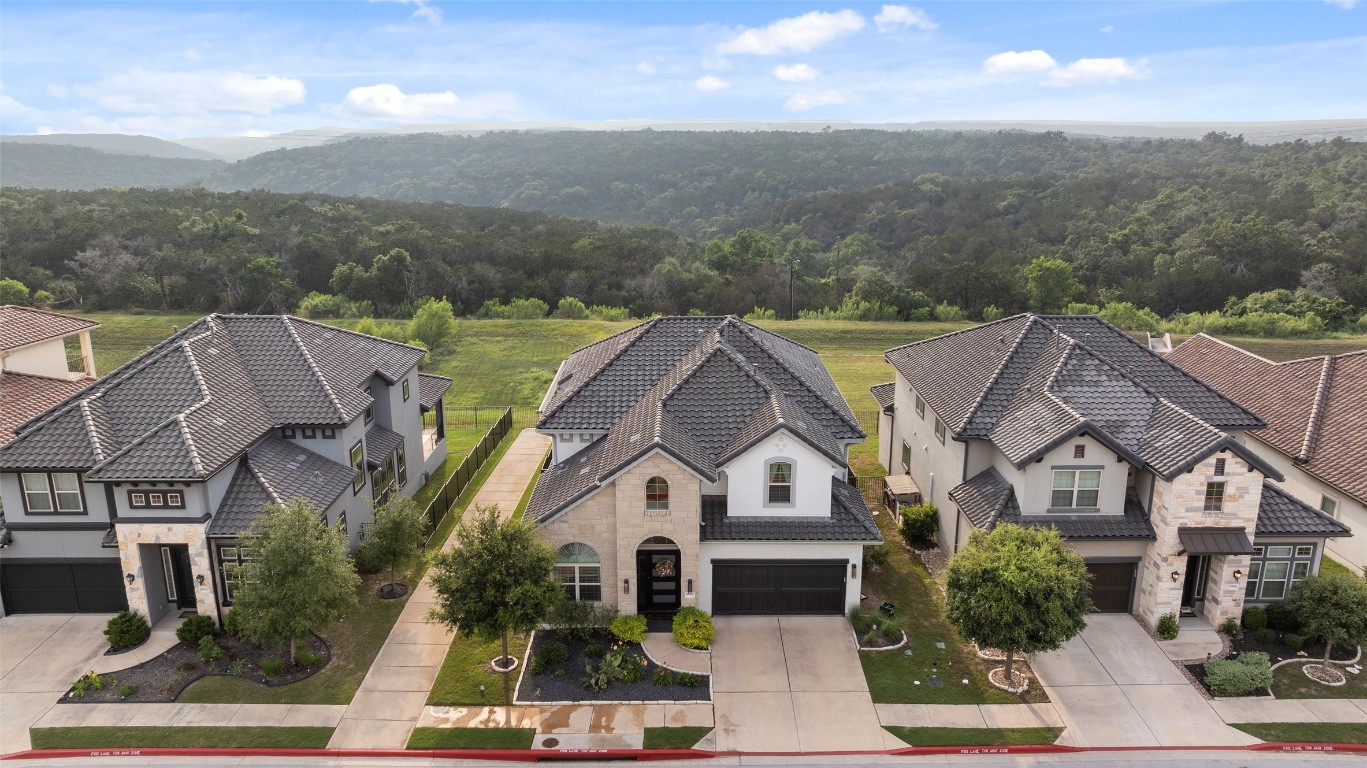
top-left (1231, 722), bottom-right (1367, 744)
top-left (426, 632), bottom-right (531, 706)
top-left (882, 726), bottom-right (1063, 747)
top-left (30, 726), bottom-right (332, 750)
top-left (642, 726), bottom-right (713, 749)
top-left (407, 727), bottom-right (535, 749)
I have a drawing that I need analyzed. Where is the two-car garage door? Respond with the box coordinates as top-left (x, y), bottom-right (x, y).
top-left (0, 561), bottom-right (128, 614)
top-left (712, 560), bottom-right (846, 616)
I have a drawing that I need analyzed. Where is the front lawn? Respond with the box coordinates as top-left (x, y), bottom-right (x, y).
top-left (1272, 659), bottom-right (1367, 699)
top-left (643, 726), bottom-right (713, 749)
top-left (883, 726), bottom-right (1063, 747)
top-left (427, 633), bottom-right (531, 706)
top-left (858, 510), bottom-right (1045, 705)
top-left (1231, 723), bottom-right (1367, 744)
top-left (407, 727), bottom-right (535, 749)
top-left (30, 726), bottom-right (333, 749)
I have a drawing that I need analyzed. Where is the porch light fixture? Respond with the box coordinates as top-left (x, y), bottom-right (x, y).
top-left (125, 572), bottom-right (135, 585)
top-left (1233, 569), bottom-right (1243, 581)
top-left (196, 574), bottom-right (205, 587)
top-left (623, 578), bottom-right (630, 594)
top-left (851, 563), bottom-right (858, 579)
top-left (1171, 570), bottom-right (1180, 583)
top-left (686, 578), bottom-right (693, 594)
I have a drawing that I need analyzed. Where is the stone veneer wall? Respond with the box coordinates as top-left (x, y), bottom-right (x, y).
top-left (1137, 453), bottom-right (1262, 628)
top-left (540, 481), bottom-right (620, 609)
top-left (116, 522), bottom-right (220, 625)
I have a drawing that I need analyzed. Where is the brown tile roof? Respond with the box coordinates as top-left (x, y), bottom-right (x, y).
top-left (1168, 334), bottom-right (1367, 503)
top-left (0, 305), bottom-right (98, 351)
top-left (0, 372), bottom-right (92, 443)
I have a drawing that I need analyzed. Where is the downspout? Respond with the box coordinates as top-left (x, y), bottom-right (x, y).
top-left (887, 410), bottom-right (895, 475)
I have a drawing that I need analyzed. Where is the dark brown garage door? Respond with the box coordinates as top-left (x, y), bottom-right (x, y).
top-left (1086, 562), bottom-right (1136, 613)
top-left (0, 561), bottom-right (128, 613)
top-left (712, 560), bottom-right (846, 616)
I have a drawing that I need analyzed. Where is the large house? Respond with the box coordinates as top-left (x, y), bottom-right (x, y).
top-left (1167, 334), bottom-right (1366, 572)
top-left (527, 316), bottom-right (880, 617)
top-left (873, 314), bottom-right (1349, 629)
top-left (0, 315), bottom-right (450, 625)
top-left (1, 305), bottom-right (100, 444)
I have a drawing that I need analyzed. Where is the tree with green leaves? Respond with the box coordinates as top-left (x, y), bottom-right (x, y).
top-left (1285, 571), bottom-right (1367, 684)
top-left (354, 495), bottom-right (430, 598)
top-left (428, 505), bottom-right (562, 714)
top-left (230, 500), bottom-right (360, 664)
top-left (945, 524), bottom-right (1092, 686)
top-left (1023, 256), bottom-right (1084, 314)
top-left (407, 297), bottom-right (456, 349)
top-left (0, 277), bottom-right (30, 305)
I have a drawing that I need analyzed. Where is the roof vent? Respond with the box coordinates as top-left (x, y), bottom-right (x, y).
top-left (296, 454), bottom-right (306, 461)
top-left (212, 417), bottom-right (226, 426)
top-left (207, 347), bottom-right (218, 355)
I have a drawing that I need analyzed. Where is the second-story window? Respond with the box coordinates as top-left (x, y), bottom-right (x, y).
top-left (934, 418), bottom-right (946, 445)
top-left (645, 476), bottom-right (669, 513)
top-left (1321, 495), bottom-right (1339, 519)
top-left (901, 441), bottom-right (911, 472)
top-left (21, 472), bottom-right (84, 514)
top-left (1204, 481), bottom-right (1225, 512)
top-left (914, 394), bottom-right (926, 419)
top-left (767, 461), bottom-right (793, 505)
top-left (364, 386), bottom-right (374, 424)
top-left (350, 441), bottom-right (365, 494)
top-left (402, 378), bottom-right (411, 401)
top-left (1051, 469), bottom-right (1101, 508)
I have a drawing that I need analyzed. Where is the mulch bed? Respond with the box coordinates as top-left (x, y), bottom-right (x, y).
top-left (516, 630), bottom-right (710, 703)
top-left (908, 541), bottom-right (948, 581)
top-left (60, 633), bottom-right (330, 704)
top-left (1228, 632), bottom-right (1356, 665)
top-left (1183, 657), bottom-right (1273, 699)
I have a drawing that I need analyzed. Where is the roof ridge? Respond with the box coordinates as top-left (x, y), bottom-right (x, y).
top-left (78, 400), bottom-right (106, 463)
top-left (1300, 354), bottom-right (1335, 462)
top-left (246, 456), bottom-right (285, 505)
top-left (883, 313), bottom-right (1030, 357)
top-left (1184, 332), bottom-right (1280, 366)
top-left (957, 316), bottom-right (1037, 433)
top-left (176, 414), bottom-right (205, 476)
top-left (286, 315), bottom-right (424, 354)
top-left (725, 318), bottom-right (863, 435)
top-left (180, 338), bottom-right (212, 400)
top-left (727, 315), bottom-right (821, 355)
top-left (89, 413), bottom-right (189, 475)
top-left (539, 317), bottom-right (662, 422)
top-left (281, 316), bottom-right (346, 421)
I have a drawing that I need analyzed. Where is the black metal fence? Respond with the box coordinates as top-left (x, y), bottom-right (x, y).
top-left (444, 405), bottom-right (539, 431)
top-left (423, 406), bottom-right (515, 541)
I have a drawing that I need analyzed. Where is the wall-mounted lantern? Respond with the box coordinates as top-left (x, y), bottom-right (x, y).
top-left (1170, 570), bottom-right (1181, 583)
top-left (1233, 569), bottom-right (1243, 581)
top-left (623, 578), bottom-right (630, 594)
top-left (125, 572), bottom-right (136, 585)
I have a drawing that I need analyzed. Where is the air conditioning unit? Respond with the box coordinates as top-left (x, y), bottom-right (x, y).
top-left (422, 471), bottom-right (430, 485)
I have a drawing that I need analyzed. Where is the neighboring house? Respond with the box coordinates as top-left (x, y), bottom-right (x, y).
top-left (528, 316), bottom-right (880, 618)
top-left (1, 305), bottom-right (99, 444)
top-left (0, 314), bottom-right (450, 626)
top-left (873, 314), bottom-right (1349, 629)
top-left (1168, 334), bottom-right (1367, 572)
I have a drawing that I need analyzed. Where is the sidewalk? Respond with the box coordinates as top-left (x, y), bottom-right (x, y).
top-left (326, 429), bottom-right (550, 749)
top-left (876, 703), bottom-right (1065, 730)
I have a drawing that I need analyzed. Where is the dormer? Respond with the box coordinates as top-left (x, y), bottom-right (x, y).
top-left (721, 428), bottom-right (845, 518)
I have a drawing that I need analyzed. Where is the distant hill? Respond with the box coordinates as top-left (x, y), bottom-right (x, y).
top-left (1, 133), bottom-right (225, 160)
top-left (172, 128), bottom-right (356, 161)
top-left (0, 144), bottom-right (223, 190)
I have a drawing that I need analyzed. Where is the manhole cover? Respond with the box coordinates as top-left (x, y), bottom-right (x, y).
top-left (542, 737), bottom-right (560, 748)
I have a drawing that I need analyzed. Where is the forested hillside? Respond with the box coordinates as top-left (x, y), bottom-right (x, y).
top-left (0, 144), bottom-right (224, 190)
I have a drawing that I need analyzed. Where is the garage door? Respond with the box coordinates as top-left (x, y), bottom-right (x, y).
top-left (712, 560), bottom-right (846, 616)
top-left (1086, 562), bottom-right (1136, 613)
top-left (0, 561), bottom-right (128, 613)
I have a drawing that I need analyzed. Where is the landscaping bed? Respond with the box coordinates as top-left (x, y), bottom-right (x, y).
top-left (516, 630), bottom-right (710, 703)
top-left (62, 633), bottom-right (329, 703)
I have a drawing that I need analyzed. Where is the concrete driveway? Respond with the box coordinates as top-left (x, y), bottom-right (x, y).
top-left (0, 613), bottom-right (113, 754)
top-left (711, 616), bottom-right (902, 752)
top-left (1030, 614), bottom-right (1256, 747)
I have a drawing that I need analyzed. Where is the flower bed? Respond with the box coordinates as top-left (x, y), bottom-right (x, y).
top-left (515, 630), bottom-right (710, 703)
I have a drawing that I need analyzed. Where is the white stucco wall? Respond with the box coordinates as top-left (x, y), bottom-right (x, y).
top-left (722, 428), bottom-right (842, 517)
top-left (697, 541), bottom-right (865, 614)
top-left (889, 374), bottom-right (971, 548)
top-left (1009, 435), bottom-right (1132, 515)
top-left (1245, 437), bottom-right (1365, 571)
top-left (1, 339), bottom-right (71, 379)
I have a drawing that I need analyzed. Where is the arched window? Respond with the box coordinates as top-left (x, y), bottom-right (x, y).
top-left (766, 460), bottom-right (794, 505)
top-left (645, 476), bottom-right (669, 513)
top-left (555, 543), bottom-right (601, 602)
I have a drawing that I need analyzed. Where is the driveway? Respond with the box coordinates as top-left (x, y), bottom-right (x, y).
top-left (0, 613), bottom-right (113, 754)
top-left (711, 616), bottom-right (902, 752)
top-left (1030, 614), bottom-right (1257, 747)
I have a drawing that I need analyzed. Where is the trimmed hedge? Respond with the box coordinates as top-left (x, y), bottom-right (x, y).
top-left (1241, 606), bottom-right (1267, 632)
top-left (672, 607), bottom-right (714, 650)
top-left (898, 502), bottom-right (939, 544)
top-left (1204, 652), bottom-right (1272, 697)
top-left (609, 614), bottom-right (648, 644)
top-left (104, 611), bottom-right (150, 650)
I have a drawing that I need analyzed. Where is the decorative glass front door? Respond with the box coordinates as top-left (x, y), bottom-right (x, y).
top-left (636, 549), bottom-right (681, 615)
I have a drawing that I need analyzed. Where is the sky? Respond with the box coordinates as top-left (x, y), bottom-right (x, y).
top-left (1, 1), bottom-right (1364, 138)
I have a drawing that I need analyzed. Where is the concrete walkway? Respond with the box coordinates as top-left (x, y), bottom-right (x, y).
top-left (419, 702), bottom-right (714, 750)
top-left (876, 703), bottom-right (1065, 730)
top-left (1158, 616), bottom-right (1224, 662)
top-left (91, 614), bottom-right (187, 674)
top-left (326, 429), bottom-right (550, 750)
top-left (0, 614), bottom-right (112, 754)
top-left (642, 633), bottom-right (711, 674)
top-left (1209, 698), bottom-right (1367, 724)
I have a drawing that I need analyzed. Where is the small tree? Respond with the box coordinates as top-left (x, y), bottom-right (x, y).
top-left (1285, 572), bottom-right (1367, 683)
top-left (408, 297), bottom-right (455, 349)
top-left (1023, 256), bottom-right (1083, 313)
top-left (945, 524), bottom-right (1092, 686)
top-left (231, 500), bottom-right (360, 664)
top-left (428, 505), bottom-right (561, 714)
top-left (354, 496), bottom-right (429, 598)
top-left (0, 277), bottom-right (30, 305)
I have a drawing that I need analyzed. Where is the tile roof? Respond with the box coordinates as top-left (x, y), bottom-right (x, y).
top-left (0, 372), bottom-right (92, 444)
top-left (0, 306), bottom-right (98, 351)
top-left (0, 315), bottom-right (424, 481)
top-left (365, 424), bottom-right (404, 467)
top-left (947, 466), bottom-right (1019, 528)
top-left (699, 479), bottom-right (882, 542)
top-left (1256, 482), bottom-right (1352, 538)
top-left (527, 317), bottom-right (861, 525)
top-left (949, 466), bottom-right (1156, 540)
top-left (418, 373), bottom-right (451, 410)
top-left (1168, 334), bottom-right (1367, 503)
top-left (886, 315), bottom-right (1270, 482)
top-left (870, 382), bottom-right (895, 413)
top-left (207, 437), bottom-right (355, 537)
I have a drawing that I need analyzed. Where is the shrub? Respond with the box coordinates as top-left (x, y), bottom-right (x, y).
top-left (198, 636), bottom-right (224, 663)
top-left (899, 502), bottom-right (939, 544)
top-left (221, 609), bottom-right (244, 639)
top-left (1065, 302), bottom-right (1101, 316)
top-left (1285, 633), bottom-right (1305, 652)
top-left (863, 543), bottom-right (891, 569)
top-left (1265, 602), bottom-right (1299, 632)
top-left (505, 297), bottom-right (549, 319)
top-left (229, 660), bottom-right (246, 676)
top-left (620, 654), bottom-right (648, 684)
top-left (262, 659), bottom-right (286, 677)
top-left (588, 305), bottom-right (631, 322)
top-left (548, 600), bottom-right (616, 642)
top-left (1254, 628), bottom-right (1277, 645)
top-left (553, 297), bottom-right (591, 319)
top-left (529, 656), bottom-right (545, 676)
top-left (297, 648), bottom-right (323, 666)
top-left (582, 662), bottom-right (610, 691)
top-left (678, 672), bottom-right (701, 687)
top-left (743, 306), bottom-right (777, 321)
top-left (932, 302), bottom-right (964, 322)
top-left (538, 641), bottom-right (570, 665)
top-left (981, 305), bottom-right (1004, 322)
top-left (1219, 617), bottom-right (1242, 638)
top-left (672, 607), bottom-right (715, 650)
top-left (1203, 652), bottom-right (1272, 697)
top-left (104, 611), bottom-right (150, 650)
top-left (652, 667), bottom-right (673, 686)
top-left (1098, 301), bottom-right (1161, 332)
top-left (585, 642), bottom-right (605, 659)
top-left (296, 291), bottom-right (354, 319)
top-left (610, 615), bottom-right (648, 644)
top-left (118, 684), bottom-right (137, 698)
top-left (1157, 613), bottom-right (1180, 640)
top-left (176, 615), bottom-right (216, 646)
top-left (1242, 606), bottom-right (1268, 632)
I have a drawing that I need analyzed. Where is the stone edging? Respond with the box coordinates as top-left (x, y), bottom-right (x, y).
top-left (852, 629), bottom-right (907, 652)
top-left (988, 667), bottom-right (1029, 694)
top-left (1268, 644), bottom-right (1362, 672)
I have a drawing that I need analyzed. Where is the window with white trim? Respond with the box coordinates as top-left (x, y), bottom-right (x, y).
top-left (934, 418), bottom-right (946, 445)
top-left (645, 476), bottom-right (669, 514)
top-left (1204, 481), bottom-right (1225, 512)
top-left (766, 460), bottom-right (794, 505)
top-left (161, 546), bottom-right (177, 602)
top-left (20, 472), bottom-right (84, 514)
top-left (218, 545), bottom-right (255, 605)
top-left (1321, 495), bottom-right (1339, 519)
top-left (337, 510), bottom-right (348, 540)
top-left (396, 443), bottom-right (408, 486)
top-left (914, 395), bottom-right (925, 419)
top-left (1051, 469), bottom-right (1101, 508)
top-left (364, 386), bottom-right (374, 424)
top-left (402, 379), bottom-right (411, 401)
top-left (350, 441), bottom-right (365, 494)
top-left (555, 543), bottom-right (601, 602)
top-left (900, 441), bottom-right (911, 473)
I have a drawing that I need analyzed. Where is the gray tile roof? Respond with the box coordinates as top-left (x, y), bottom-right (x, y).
top-left (1256, 482), bottom-right (1352, 538)
top-left (699, 478), bottom-right (882, 542)
top-left (947, 466), bottom-right (1019, 528)
top-left (870, 382), bottom-right (895, 413)
top-left (207, 436), bottom-right (355, 537)
top-left (0, 315), bottom-right (424, 482)
top-left (950, 466), bottom-right (1156, 540)
top-left (886, 314), bottom-right (1271, 482)
top-left (418, 374), bottom-right (451, 411)
top-left (365, 424), bottom-right (403, 467)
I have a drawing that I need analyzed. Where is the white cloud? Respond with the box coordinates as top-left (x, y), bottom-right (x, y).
top-left (73, 69), bottom-right (306, 114)
top-left (183, 48), bottom-right (202, 61)
top-left (774, 63), bottom-right (820, 82)
top-left (635, 61), bottom-right (656, 75)
top-left (785, 90), bottom-right (854, 110)
top-left (336, 83), bottom-right (466, 120)
top-left (694, 75), bottom-right (731, 91)
top-left (372, 0), bottom-right (443, 24)
top-left (1099, 25), bottom-right (1115, 35)
top-left (47, 84), bottom-right (68, 99)
top-left (983, 50), bottom-right (1146, 87)
top-left (1323, 0), bottom-right (1358, 8)
top-left (874, 5), bottom-right (938, 33)
top-left (717, 10), bottom-right (865, 56)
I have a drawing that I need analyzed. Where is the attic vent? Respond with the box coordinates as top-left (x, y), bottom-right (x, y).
top-left (999, 335), bottom-right (1008, 346)
top-left (207, 347), bottom-right (218, 355)
top-left (629, 433), bottom-right (641, 442)
top-left (212, 417), bottom-right (226, 426)
top-left (296, 454), bottom-right (306, 461)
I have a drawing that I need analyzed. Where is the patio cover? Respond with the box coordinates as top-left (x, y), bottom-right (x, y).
top-left (885, 474), bottom-right (922, 501)
top-left (1178, 526), bottom-right (1253, 556)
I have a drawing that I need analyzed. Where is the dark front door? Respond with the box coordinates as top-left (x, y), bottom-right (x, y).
top-left (637, 549), bottom-right (681, 615)
top-left (172, 547), bottom-right (197, 611)
top-left (712, 560), bottom-right (846, 616)
top-left (1181, 555), bottom-right (1209, 615)
top-left (1086, 562), bottom-right (1136, 613)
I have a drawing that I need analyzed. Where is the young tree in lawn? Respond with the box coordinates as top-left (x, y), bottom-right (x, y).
top-left (428, 505), bottom-right (561, 715)
top-left (945, 524), bottom-right (1092, 687)
top-left (230, 500), bottom-right (360, 664)
top-left (1285, 571), bottom-right (1367, 683)
top-left (354, 495), bottom-right (430, 598)
top-left (407, 297), bottom-right (456, 350)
